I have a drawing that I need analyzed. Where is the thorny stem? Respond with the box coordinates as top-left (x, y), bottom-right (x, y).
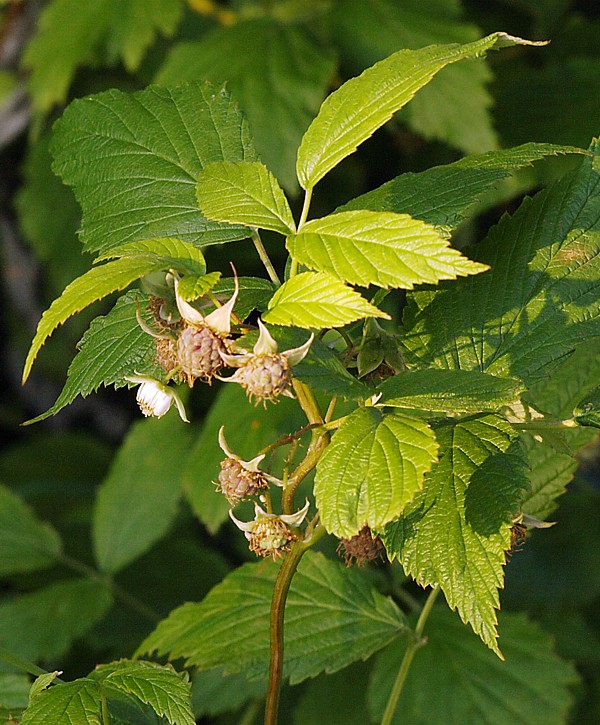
top-left (251, 229), bottom-right (282, 286)
top-left (381, 586), bottom-right (441, 725)
top-left (60, 554), bottom-right (161, 623)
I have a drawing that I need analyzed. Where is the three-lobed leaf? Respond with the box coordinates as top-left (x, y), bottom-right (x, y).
top-left (197, 161), bottom-right (296, 235)
top-left (264, 272), bottom-right (389, 328)
top-left (381, 415), bottom-right (529, 655)
top-left (376, 369), bottom-right (524, 413)
top-left (315, 408), bottom-right (438, 538)
top-left (297, 32), bottom-right (546, 189)
top-left (287, 210), bottom-right (488, 288)
top-left (138, 551), bottom-right (407, 684)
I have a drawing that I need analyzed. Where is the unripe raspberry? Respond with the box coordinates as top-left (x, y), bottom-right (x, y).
top-left (218, 457), bottom-right (269, 504)
top-left (177, 324), bottom-right (228, 385)
top-left (247, 517), bottom-right (296, 559)
top-left (338, 526), bottom-right (386, 567)
top-left (234, 353), bottom-right (292, 403)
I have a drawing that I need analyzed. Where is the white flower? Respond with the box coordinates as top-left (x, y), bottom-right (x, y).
top-left (125, 374), bottom-right (189, 422)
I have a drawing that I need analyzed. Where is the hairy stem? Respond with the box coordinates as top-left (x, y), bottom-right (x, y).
top-left (381, 586), bottom-right (440, 725)
top-left (264, 541), bottom-right (306, 725)
top-left (251, 229), bottom-right (281, 286)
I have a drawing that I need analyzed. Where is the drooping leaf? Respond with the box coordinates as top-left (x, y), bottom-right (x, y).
top-left (93, 413), bottom-right (193, 574)
top-left (91, 661), bottom-right (194, 725)
top-left (381, 415), bottom-right (529, 655)
top-left (182, 383), bottom-right (306, 533)
top-left (264, 272), bottom-right (388, 328)
top-left (137, 551), bottom-right (407, 684)
top-left (297, 32), bottom-right (545, 189)
top-left (315, 408), bottom-right (438, 538)
top-left (368, 608), bottom-right (577, 725)
top-left (50, 82), bottom-right (257, 256)
top-left (20, 680), bottom-right (102, 725)
top-left (339, 143), bottom-right (584, 233)
top-left (24, 292), bottom-right (165, 425)
top-left (288, 210), bottom-right (488, 289)
top-left (0, 485), bottom-right (62, 575)
top-left (0, 579), bottom-right (112, 662)
top-left (156, 17), bottom-right (335, 191)
top-left (401, 139), bottom-right (600, 387)
top-left (377, 369), bottom-right (524, 413)
top-left (23, 253), bottom-right (176, 384)
top-left (197, 161), bottom-right (296, 235)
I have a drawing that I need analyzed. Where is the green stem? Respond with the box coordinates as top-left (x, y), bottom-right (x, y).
top-left (380, 586), bottom-right (440, 725)
top-left (60, 554), bottom-right (161, 623)
top-left (101, 690), bottom-right (111, 724)
top-left (297, 187), bottom-right (313, 231)
top-left (0, 645), bottom-right (63, 681)
top-left (251, 229), bottom-right (281, 286)
top-left (264, 541), bottom-right (307, 725)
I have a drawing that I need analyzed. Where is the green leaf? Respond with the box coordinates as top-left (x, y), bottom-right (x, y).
top-left (574, 385), bottom-right (600, 428)
top-left (103, 0), bottom-right (184, 73)
top-left (23, 256), bottom-right (163, 384)
top-left (21, 0), bottom-right (112, 113)
top-left (368, 608), bottom-right (577, 725)
top-left (0, 579), bottom-right (112, 662)
top-left (50, 82), bottom-right (257, 256)
top-left (157, 18), bottom-right (335, 192)
top-left (24, 292), bottom-right (165, 425)
top-left (197, 161), bottom-right (295, 235)
top-left (20, 680), bottom-right (102, 725)
top-left (401, 139), bottom-right (600, 387)
top-left (177, 272), bottom-right (221, 301)
top-left (377, 369), bottom-right (524, 413)
top-left (211, 276), bottom-right (275, 321)
top-left (93, 413), bottom-right (193, 573)
top-left (29, 672), bottom-right (61, 702)
top-left (315, 408), bottom-right (438, 538)
top-left (138, 551), bottom-right (407, 684)
top-left (340, 143), bottom-right (584, 233)
top-left (331, 0), bottom-right (496, 154)
top-left (91, 661), bottom-right (194, 725)
top-left (191, 669), bottom-right (265, 719)
top-left (264, 272), bottom-right (388, 328)
top-left (182, 383), bottom-right (306, 533)
top-left (0, 673), bottom-right (31, 710)
top-left (381, 415), bottom-right (529, 655)
top-left (288, 210), bottom-right (488, 289)
top-left (297, 32), bottom-right (545, 189)
top-left (96, 237), bottom-right (206, 274)
top-left (0, 485), bottom-right (62, 575)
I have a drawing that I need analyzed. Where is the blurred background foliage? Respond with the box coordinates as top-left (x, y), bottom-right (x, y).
top-left (1, 0), bottom-right (600, 722)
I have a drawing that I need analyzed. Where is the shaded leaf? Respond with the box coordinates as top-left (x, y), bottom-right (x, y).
top-left (93, 413), bottom-right (193, 573)
top-left (381, 415), bottom-right (529, 655)
top-left (157, 18), bottom-right (335, 191)
top-left (315, 408), bottom-right (438, 538)
top-left (51, 82), bottom-right (257, 256)
top-left (138, 551), bottom-right (407, 684)
top-left (369, 608), bottom-right (577, 725)
top-left (0, 485), bottom-right (62, 575)
top-left (20, 680), bottom-right (101, 725)
top-left (197, 161), bottom-right (295, 235)
top-left (377, 369), bottom-right (524, 413)
top-left (191, 668), bottom-right (265, 719)
top-left (264, 272), bottom-right (388, 328)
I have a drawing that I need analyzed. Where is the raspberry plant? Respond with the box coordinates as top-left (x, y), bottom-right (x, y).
top-left (9, 15), bottom-right (600, 725)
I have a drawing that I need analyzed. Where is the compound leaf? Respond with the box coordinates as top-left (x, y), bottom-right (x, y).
top-left (51, 82), bottom-right (257, 256)
top-left (381, 415), bottom-right (529, 655)
top-left (297, 32), bottom-right (545, 189)
top-left (197, 161), bottom-right (295, 235)
top-left (264, 272), bottom-right (388, 328)
top-left (315, 408), bottom-right (438, 538)
top-left (288, 210), bottom-right (488, 288)
top-left (138, 551), bottom-right (407, 685)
